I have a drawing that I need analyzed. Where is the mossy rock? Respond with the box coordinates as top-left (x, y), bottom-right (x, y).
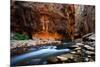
top-left (11, 33), bottom-right (29, 40)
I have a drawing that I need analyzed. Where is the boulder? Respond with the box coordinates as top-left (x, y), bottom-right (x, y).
top-left (47, 57), bottom-right (59, 63)
top-left (82, 33), bottom-right (95, 42)
top-left (84, 45), bottom-right (94, 51)
top-left (85, 51), bottom-right (95, 55)
top-left (57, 56), bottom-right (68, 62)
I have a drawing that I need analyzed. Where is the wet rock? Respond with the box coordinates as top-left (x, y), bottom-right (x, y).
top-left (73, 54), bottom-right (82, 62)
top-left (57, 56), bottom-right (68, 62)
top-left (74, 47), bottom-right (81, 50)
top-left (82, 33), bottom-right (93, 39)
top-left (88, 55), bottom-right (91, 58)
top-left (76, 50), bottom-right (82, 54)
top-left (85, 51), bottom-right (95, 55)
top-left (76, 43), bottom-right (84, 46)
top-left (84, 45), bottom-right (94, 51)
top-left (74, 39), bottom-right (82, 43)
top-left (47, 57), bottom-right (59, 63)
top-left (70, 51), bottom-right (76, 54)
top-left (88, 34), bottom-right (95, 41)
top-left (48, 54), bottom-right (74, 63)
top-left (59, 54), bottom-right (74, 60)
top-left (71, 45), bottom-right (79, 48)
top-left (84, 42), bottom-right (95, 47)
top-left (82, 33), bottom-right (95, 42)
top-left (85, 58), bottom-right (89, 62)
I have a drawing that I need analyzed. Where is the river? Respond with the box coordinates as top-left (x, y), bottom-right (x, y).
top-left (11, 42), bottom-right (74, 66)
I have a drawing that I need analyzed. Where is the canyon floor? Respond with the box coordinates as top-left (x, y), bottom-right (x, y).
top-left (11, 33), bottom-right (95, 66)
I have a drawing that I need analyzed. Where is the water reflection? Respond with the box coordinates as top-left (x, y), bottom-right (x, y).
top-left (11, 46), bottom-right (70, 66)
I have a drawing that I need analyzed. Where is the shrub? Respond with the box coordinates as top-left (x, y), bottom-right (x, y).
top-left (11, 33), bottom-right (29, 40)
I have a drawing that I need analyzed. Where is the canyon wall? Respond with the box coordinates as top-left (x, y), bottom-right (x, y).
top-left (11, 1), bottom-right (95, 40)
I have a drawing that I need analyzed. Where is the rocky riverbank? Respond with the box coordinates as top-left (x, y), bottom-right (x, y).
top-left (11, 33), bottom-right (95, 65)
top-left (47, 33), bottom-right (95, 63)
top-left (11, 39), bottom-right (61, 49)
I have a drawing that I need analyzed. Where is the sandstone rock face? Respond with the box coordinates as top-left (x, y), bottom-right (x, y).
top-left (11, 1), bottom-right (95, 40)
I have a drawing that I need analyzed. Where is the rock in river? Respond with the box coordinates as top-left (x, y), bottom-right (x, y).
top-left (84, 45), bottom-right (94, 51)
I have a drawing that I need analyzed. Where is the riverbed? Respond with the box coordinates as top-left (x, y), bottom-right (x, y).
top-left (11, 37), bottom-right (95, 66)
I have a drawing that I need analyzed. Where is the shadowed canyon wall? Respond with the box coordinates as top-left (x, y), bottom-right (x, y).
top-left (11, 1), bottom-right (95, 40)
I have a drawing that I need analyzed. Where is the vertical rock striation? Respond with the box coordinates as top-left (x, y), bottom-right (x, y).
top-left (11, 1), bottom-right (95, 40)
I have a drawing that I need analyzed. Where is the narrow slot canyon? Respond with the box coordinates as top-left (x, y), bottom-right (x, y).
top-left (10, 0), bottom-right (95, 66)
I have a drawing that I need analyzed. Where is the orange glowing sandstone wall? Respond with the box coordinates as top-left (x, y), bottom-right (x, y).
top-left (32, 4), bottom-right (75, 40)
top-left (11, 1), bottom-right (95, 40)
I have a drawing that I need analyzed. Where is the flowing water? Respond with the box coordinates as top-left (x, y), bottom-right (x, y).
top-left (11, 42), bottom-right (75, 66)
